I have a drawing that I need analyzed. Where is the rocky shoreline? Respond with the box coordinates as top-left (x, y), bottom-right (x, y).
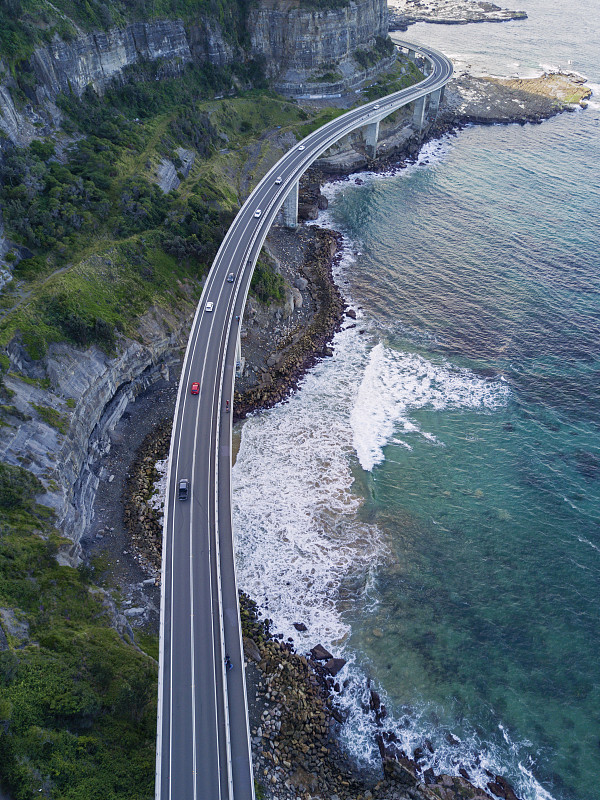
top-left (233, 226), bottom-right (346, 421)
top-left (240, 594), bottom-right (522, 800)
top-left (388, 0), bottom-right (527, 31)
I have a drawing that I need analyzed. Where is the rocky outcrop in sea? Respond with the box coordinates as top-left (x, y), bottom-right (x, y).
top-left (388, 0), bottom-right (526, 29)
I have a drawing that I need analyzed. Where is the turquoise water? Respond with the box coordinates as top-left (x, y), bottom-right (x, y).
top-left (327, 29), bottom-right (600, 800)
top-left (233, 5), bottom-right (600, 800)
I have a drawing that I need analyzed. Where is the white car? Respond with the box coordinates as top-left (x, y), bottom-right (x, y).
top-left (205, 301), bottom-right (214, 312)
top-left (275, 176), bottom-right (282, 185)
top-left (298, 145), bottom-right (305, 151)
top-left (374, 104), bottom-right (380, 109)
top-left (254, 209), bottom-right (261, 218)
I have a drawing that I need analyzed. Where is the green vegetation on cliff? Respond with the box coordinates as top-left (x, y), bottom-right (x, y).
top-left (0, 463), bottom-right (157, 799)
top-left (354, 34), bottom-right (396, 70)
top-left (0, 0), bottom-right (251, 67)
top-left (0, 72), bottom-right (313, 357)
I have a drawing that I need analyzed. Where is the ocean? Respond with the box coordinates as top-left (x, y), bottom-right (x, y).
top-left (232, 2), bottom-right (600, 799)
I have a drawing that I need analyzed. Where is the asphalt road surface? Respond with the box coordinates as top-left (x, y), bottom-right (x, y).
top-left (155, 41), bottom-right (453, 800)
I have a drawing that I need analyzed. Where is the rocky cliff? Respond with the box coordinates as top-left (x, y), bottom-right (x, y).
top-left (30, 20), bottom-right (193, 102)
top-left (0, 302), bottom-right (192, 562)
top-left (249, 0), bottom-right (393, 95)
top-left (28, 17), bottom-right (241, 103)
top-left (0, 0), bottom-right (394, 142)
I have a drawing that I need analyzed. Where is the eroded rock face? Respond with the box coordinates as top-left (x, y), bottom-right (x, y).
top-left (31, 21), bottom-right (193, 102)
top-left (0, 304), bottom-right (191, 563)
top-left (250, 0), bottom-right (393, 95)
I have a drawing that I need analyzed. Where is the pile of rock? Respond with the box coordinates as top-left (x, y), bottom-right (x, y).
top-left (234, 227), bottom-right (346, 421)
top-left (297, 172), bottom-right (330, 222)
top-left (240, 597), bottom-right (520, 800)
top-left (122, 419), bottom-right (172, 576)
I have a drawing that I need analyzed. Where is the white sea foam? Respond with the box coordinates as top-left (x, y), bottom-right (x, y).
top-left (577, 535), bottom-right (600, 554)
top-left (315, 136), bottom-right (454, 219)
top-left (583, 82), bottom-right (600, 110)
top-left (351, 343), bottom-right (510, 471)
top-left (232, 329), bottom-right (509, 639)
top-left (336, 680), bottom-right (557, 800)
top-left (232, 322), bottom-right (386, 645)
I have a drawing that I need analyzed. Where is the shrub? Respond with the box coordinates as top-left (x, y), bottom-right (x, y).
top-left (0, 462), bottom-right (42, 510)
top-left (251, 256), bottom-right (285, 304)
top-left (31, 404), bottom-right (68, 434)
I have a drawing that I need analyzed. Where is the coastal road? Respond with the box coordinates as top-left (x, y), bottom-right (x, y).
top-left (155, 40), bottom-right (453, 800)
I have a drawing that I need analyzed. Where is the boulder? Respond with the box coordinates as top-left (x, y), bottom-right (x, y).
top-left (291, 287), bottom-right (303, 309)
top-left (487, 775), bottom-right (522, 800)
top-left (298, 203), bottom-right (319, 221)
top-left (323, 657), bottom-right (346, 676)
top-left (243, 637), bottom-right (262, 663)
top-left (310, 644), bottom-right (333, 661)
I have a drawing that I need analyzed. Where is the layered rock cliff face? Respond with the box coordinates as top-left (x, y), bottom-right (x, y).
top-left (0, 0), bottom-right (393, 142)
top-left (249, 0), bottom-right (393, 95)
top-left (0, 17), bottom-right (238, 144)
top-left (30, 20), bottom-right (194, 102)
top-left (29, 17), bottom-right (239, 104)
top-left (0, 303), bottom-right (192, 562)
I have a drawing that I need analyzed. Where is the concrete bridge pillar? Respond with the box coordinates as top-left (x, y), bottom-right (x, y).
top-left (412, 94), bottom-right (426, 133)
top-left (235, 327), bottom-right (244, 376)
top-left (282, 181), bottom-right (299, 228)
top-left (364, 120), bottom-right (380, 159)
top-left (407, 48), bottom-right (416, 63)
top-left (429, 87), bottom-right (442, 121)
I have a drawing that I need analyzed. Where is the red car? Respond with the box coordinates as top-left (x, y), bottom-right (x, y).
top-left (190, 382), bottom-right (200, 395)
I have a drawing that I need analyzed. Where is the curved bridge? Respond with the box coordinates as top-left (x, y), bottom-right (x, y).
top-left (155, 41), bottom-right (453, 800)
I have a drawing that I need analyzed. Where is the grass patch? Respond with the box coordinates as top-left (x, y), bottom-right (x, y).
top-left (297, 108), bottom-right (345, 139)
top-left (135, 629), bottom-right (159, 662)
top-left (362, 58), bottom-right (424, 101)
top-left (8, 372), bottom-right (51, 390)
top-left (31, 404), bottom-right (68, 434)
top-left (251, 253), bottom-right (285, 305)
top-left (203, 93), bottom-right (307, 148)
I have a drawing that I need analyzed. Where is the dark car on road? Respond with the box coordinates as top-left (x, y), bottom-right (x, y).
top-left (178, 479), bottom-right (189, 501)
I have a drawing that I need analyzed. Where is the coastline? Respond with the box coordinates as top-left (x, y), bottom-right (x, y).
top-left (93, 70), bottom-right (595, 800)
top-left (387, 0), bottom-right (527, 28)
